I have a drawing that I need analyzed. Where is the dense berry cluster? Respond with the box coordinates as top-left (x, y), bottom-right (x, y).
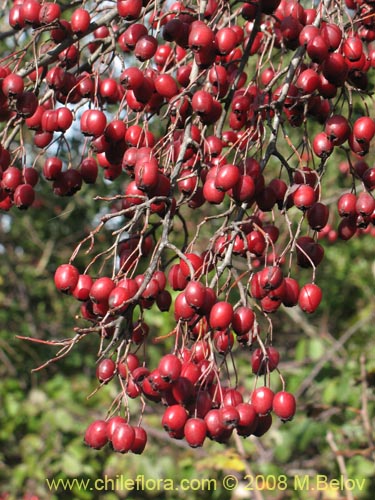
top-left (4, 0), bottom-right (374, 453)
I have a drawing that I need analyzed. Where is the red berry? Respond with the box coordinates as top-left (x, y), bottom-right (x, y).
top-left (2, 166), bottom-right (22, 192)
top-left (131, 426), bottom-right (147, 454)
top-left (2, 73), bottom-right (24, 97)
top-left (356, 192), bottom-right (375, 216)
top-left (84, 420), bottom-right (108, 449)
top-left (251, 387), bottom-right (274, 415)
top-left (272, 391), bottom-right (296, 421)
top-left (236, 403), bottom-right (258, 436)
top-left (111, 423), bottom-right (135, 453)
top-left (162, 405), bottom-right (188, 434)
top-left (251, 347), bottom-right (280, 375)
top-left (54, 264), bottom-right (79, 294)
top-left (252, 413), bottom-right (273, 437)
top-left (89, 277), bottom-right (115, 303)
top-left (71, 8), bottom-right (90, 34)
top-left (96, 358), bottom-right (116, 383)
top-left (204, 409), bottom-right (231, 442)
top-left (158, 354), bottom-right (182, 382)
top-left (209, 301), bottom-right (234, 330)
top-left (184, 418), bottom-right (207, 447)
top-left (232, 306), bottom-right (255, 335)
top-left (13, 184), bottom-right (35, 209)
top-left (106, 416), bottom-right (127, 441)
top-left (298, 283), bottom-right (322, 313)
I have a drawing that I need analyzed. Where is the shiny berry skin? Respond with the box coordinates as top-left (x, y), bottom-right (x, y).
top-left (259, 266), bottom-right (284, 291)
top-left (120, 67), bottom-right (144, 89)
top-left (352, 117), bottom-right (375, 143)
top-left (192, 90), bottom-right (214, 115)
top-left (174, 292), bottom-right (195, 321)
top-left (107, 286), bottom-right (131, 312)
top-left (56, 107), bottom-right (73, 132)
top-left (312, 132), bottom-right (334, 158)
top-left (184, 280), bottom-right (206, 310)
top-left (80, 157), bottom-right (98, 184)
top-left (162, 405), bottom-right (188, 433)
top-left (22, 0), bottom-right (41, 25)
top-left (2, 73), bottom-right (24, 97)
top-left (80, 109), bottom-right (107, 137)
top-left (236, 403), bottom-right (258, 436)
top-left (179, 252), bottom-right (204, 279)
top-left (203, 178), bottom-right (225, 204)
top-left (89, 277), bottom-right (115, 303)
top-left (362, 167), bottom-right (375, 191)
top-left (111, 423), bottom-right (135, 453)
top-left (337, 193), bottom-right (357, 217)
top-left (171, 376), bottom-right (195, 405)
top-left (84, 420), bottom-right (108, 449)
top-left (343, 36), bottom-right (363, 62)
top-left (184, 418), bottom-right (207, 447)
top-left (168, 264), bottom-right (188, 291)
top-left (106, 416), bottom-right (127, 441)
top-left (307, 35), bottom-right (328, 63)
top-left (209, 301), bottom-right (233, 330)
top-left (72, 274), bottom-right (93, 301)
top-left (9, 5), bottom-right (25, 29)
top-left (251, 347), bottom-right (280, 375)
top-left (131, 426), bottom-right (147, 454)
top-left (223, 388), bottom-right (243, 408)
top-left (272, 391), bottom-right (296, 421)
top-left (338, 217), bottom-right (357, 241)
top-left (296, 68), bottom-right (320, 94)
top-left (298, 283), bottom-right (322, 313)
top-left (252, 413), bottom-right (273, 437)
top-left (204, 409), bottom-right (229, 441)
top-left (96, 358), bottom-right (116, 384)
top-left (307, 202), bottom-right (329, 231)
top-left (13, 184), bottom-right (35, 209)
top-left (251, 387), bottom-right (274, 415)
top-left (2, 166), bottom-right (22, 192)
top-left (214, 329), bottom-right (234, 354)
top-left (215, 27), bottom-right (237, 55)
top-left (39, 2), bottom-right (61, 24)
top-left (232, 306), bottom-right (255, 335)
top-left (54, 264), bottom-right (79, 293)
top-left (154, 74), bottom-right (179, 99)
top-left (356, 192), bottom-right (375, 216)
top-left (299, 25), bottom-right (319, 46)
top-left (23, 167), bottom-right (39, 187)
top-left (158, 354), bottom-right (182, 382)
top-left (135, 35), bottom-right (158, 61)
top-left (219, 405), bottom-right (240, 429)
top-left (296, 236), bottom-right (324, 268)
top-left (188, 22), bottom-right (214, 51)
top-left (324, 115), bottom-right (350, 146)
top-left (322, 53), bottom-right (348, 86)
top-left (117, 0), bottom-right (142, 20)
top-left (293, 184), bottom-right (316, 210)
top-left (71, 8), bottom-right (90, 34)
top-left (215, 164), bottom-right (241, 192)
top-left (320, 23), bottom-right (341, 51)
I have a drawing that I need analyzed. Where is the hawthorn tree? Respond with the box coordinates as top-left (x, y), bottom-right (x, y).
top-left (1, 0), bottom-right (374, 458)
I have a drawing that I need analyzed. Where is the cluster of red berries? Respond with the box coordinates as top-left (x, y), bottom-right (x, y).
top-left (83, 346), bottom-right (296, 452)
top-left (55, 251), bottom-right (301, 453)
